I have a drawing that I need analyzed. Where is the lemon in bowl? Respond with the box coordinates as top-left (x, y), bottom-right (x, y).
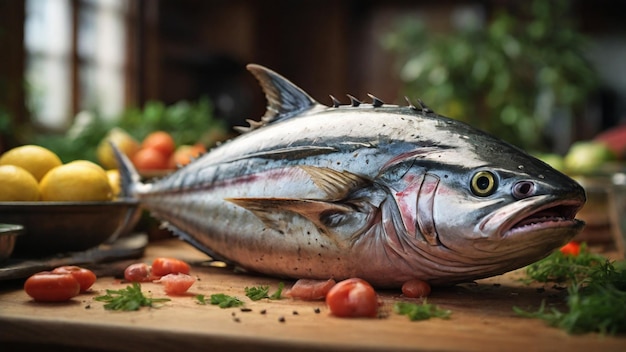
top-left (39, 162), bottom-right (113, 202)
top-left (0, 165), bottom-right (40, 201)
top-left (0, 145), bottom-right (62, 182)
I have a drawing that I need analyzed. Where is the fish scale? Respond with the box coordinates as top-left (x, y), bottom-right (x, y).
top-left (114, 64), bottom-right (586, 287)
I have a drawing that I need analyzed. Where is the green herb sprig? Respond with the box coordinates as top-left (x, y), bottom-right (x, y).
top-left (245, 282), bottom-right (284, 301)
top-left (94, 283), bottom-right (170, 311)
top-left (523, 243), bottom-right (606, 284)
top-left (195, 293), bottom-right (244, 308)
top-left (515, 245), bottom-right (626, 335)
top-left (393, 301), bottom-right (451, 321)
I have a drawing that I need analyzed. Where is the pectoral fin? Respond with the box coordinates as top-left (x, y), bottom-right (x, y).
top-left (226, 197), bottom-right (354, 233)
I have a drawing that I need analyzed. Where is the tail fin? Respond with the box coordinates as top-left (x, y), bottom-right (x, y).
top-left (110, 142), bottom-right (142, 198)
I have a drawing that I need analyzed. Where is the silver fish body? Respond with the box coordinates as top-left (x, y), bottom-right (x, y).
top-left (115, 64), bottom-right (586, 287)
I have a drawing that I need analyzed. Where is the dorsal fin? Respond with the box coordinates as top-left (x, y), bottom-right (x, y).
top-left (244, 64), bottom-right (320, 132)
top-left (347, 94), bottom-right (361, 107)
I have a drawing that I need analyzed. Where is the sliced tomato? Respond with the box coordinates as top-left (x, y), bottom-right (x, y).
top-left (401, 279), bottom-right (431, 298)
top-left (325, 278), bottom-right (378, 318)
top-left (124, 263), bottom-right (153, 282)
top-left (286, 278), bottom-right (336, 300)
top-left (151, 257), bottom-right (190, 278)
top-left (24, 271), bottom-right (81, 302)
top-left (155, 273), bottom-right (195, 295)
top-left (52, 266), bottom-right (97, 292)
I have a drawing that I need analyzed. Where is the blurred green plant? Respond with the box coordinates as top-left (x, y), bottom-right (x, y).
top-left (383, 0), bottom-right (598, 151)
top-left (33, 97), bottom-right (226, 163)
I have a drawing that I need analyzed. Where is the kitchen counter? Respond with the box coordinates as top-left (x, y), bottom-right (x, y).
top-left (1, 238), bottom-right (625, 352)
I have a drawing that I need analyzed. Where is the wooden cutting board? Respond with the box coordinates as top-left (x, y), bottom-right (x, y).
top-left (1, 239), bottom-right (625, 352)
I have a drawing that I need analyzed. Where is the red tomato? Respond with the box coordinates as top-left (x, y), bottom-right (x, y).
top-left (286, 278), bottom-right (336, 301)
top-left (52, 266), bottom-right (97, 292)
top-left (132, 148), bottom-right (171, 171)
top-left (141, 131), bottom-right (176, 157)
top-left (151, 257), bottom-right (190, 278)
top-left (560, 241), bottom-right (581, 256)
top-left (401, 279), bottom-right (431, 298)
top-left (124, 263), bottom-right (152, 282)
top-left (155, 273), bottom-right (196, 295)
top-left (24, 272), bottom-right (81, 302)
top-left (325, 278), bottom-right (378, 318)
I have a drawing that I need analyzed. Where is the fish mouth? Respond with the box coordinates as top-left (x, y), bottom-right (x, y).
top-left (502, 196), bottom-right (585, 238)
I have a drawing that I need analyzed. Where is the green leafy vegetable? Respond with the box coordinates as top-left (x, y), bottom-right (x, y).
top-left (195, 294), bottom-right (208, 305)
top-left (245, 282), bottom-right (284, 301)
top-left (393, 301), bottom-right (451, 321)
top-left (383, 0), bottom-right (598, 152)
top-left (515, 245), bottom-right (626, 334)
top-left (523, 243), bottom-right (606, 284)
top-left (209, 293), bottom-right (244, 308)
top-left (269, 282), bottom-right (284, 300)
top-left (245, 286), bottom-right (270, 301)
top-left (94, 283), bottom-right (170, 311)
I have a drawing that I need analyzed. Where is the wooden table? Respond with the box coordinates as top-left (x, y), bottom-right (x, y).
top-left (1, 238), bottom-right (625, 352)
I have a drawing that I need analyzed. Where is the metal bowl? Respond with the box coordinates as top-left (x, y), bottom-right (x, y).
top-left (0, 224), bottom-right (23, 262)
top-left (0, 199), bottom-right (140, 257)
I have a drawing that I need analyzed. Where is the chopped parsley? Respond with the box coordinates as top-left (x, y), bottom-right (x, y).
top-left (245, 282), bottom-right (284, 301)
top-left (94, 283), bottom-right (170, 311)
top-left (245, 286), bottom-right (269, 301)
top-left (206, 293), bottom-right (244, 308)
top-left (195, 294), bottom-right (208, 305)
top-left (393, 301), bottom-right (451, 321)
top-left (515, 244), bottom-right (626, 335)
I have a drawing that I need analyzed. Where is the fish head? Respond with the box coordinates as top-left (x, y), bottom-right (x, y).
top-left (384, 125), bottom-right (586, 282)
top-left (432, 162), bottom-right (585, 258)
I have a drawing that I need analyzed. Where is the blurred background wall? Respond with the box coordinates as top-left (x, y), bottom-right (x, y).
top-left (1, 0), bottom-right (624, 154)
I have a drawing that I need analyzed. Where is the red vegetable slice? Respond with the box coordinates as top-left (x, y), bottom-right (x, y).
top-left (24, 271), bottom-right (81, 302)
top-left (325, 278), bottom-right (378, 318)
top-left (52, 266), bottom-right (97, 292)
top-left (124, 263), bottom-right (153, 282)
top-left (151, 257), bottom-right (190, 278)
top-left (155, 273), bottom-right (195, 295)
top-left (560, 241), bottom-right (581, 256)
top-left (401, 279), bottom-right (431, 298)
top-left (286, 278), bottom-right (336, 300)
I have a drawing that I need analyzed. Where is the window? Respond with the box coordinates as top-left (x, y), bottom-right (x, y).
top-left (24, 0), bottom-right (127, 130)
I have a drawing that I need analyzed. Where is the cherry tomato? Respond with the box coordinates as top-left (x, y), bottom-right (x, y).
top-left (124, 263), bottom-right (152, 282)
top-left (24, 272), bottom-right (81, 302)
top-left (52, 266), bottom-right (97, 292)
top-left (401, 279), bottom-right (431, 298)
top-left (287, 278), bottom-right (336, 301)
top-left (560, 241), bottom-right (581, 256)
top-left (141, 131), bottom-right (176, 157)
top-left (151, 257), bottom-right (190, 278)
top-left (132, 148), bottom-right (171, 171)
top-left (155, 273), bottom-right (196, 295)
top-left (325, 278), bottom-right (378, 318)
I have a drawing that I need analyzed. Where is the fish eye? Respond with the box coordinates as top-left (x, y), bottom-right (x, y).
top-left (471, 171), bottom-right (497, 197)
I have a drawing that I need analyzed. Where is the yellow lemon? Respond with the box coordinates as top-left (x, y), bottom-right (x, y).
top-left (0, 165), bottom-right (40, 201)
top-left (97, 128), bottom-right (140, 169)
top-left (0, 145), bottom-right (62, 182)
top-left (39, 163), bottom-right (113, 201)
top-left (67, 160), bottom-right (108, 178)
top-left (106, 169), bottom-right (121, 198)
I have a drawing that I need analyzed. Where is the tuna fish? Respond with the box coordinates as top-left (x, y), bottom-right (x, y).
top-left (115, 64), bottom-right (586, 287)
